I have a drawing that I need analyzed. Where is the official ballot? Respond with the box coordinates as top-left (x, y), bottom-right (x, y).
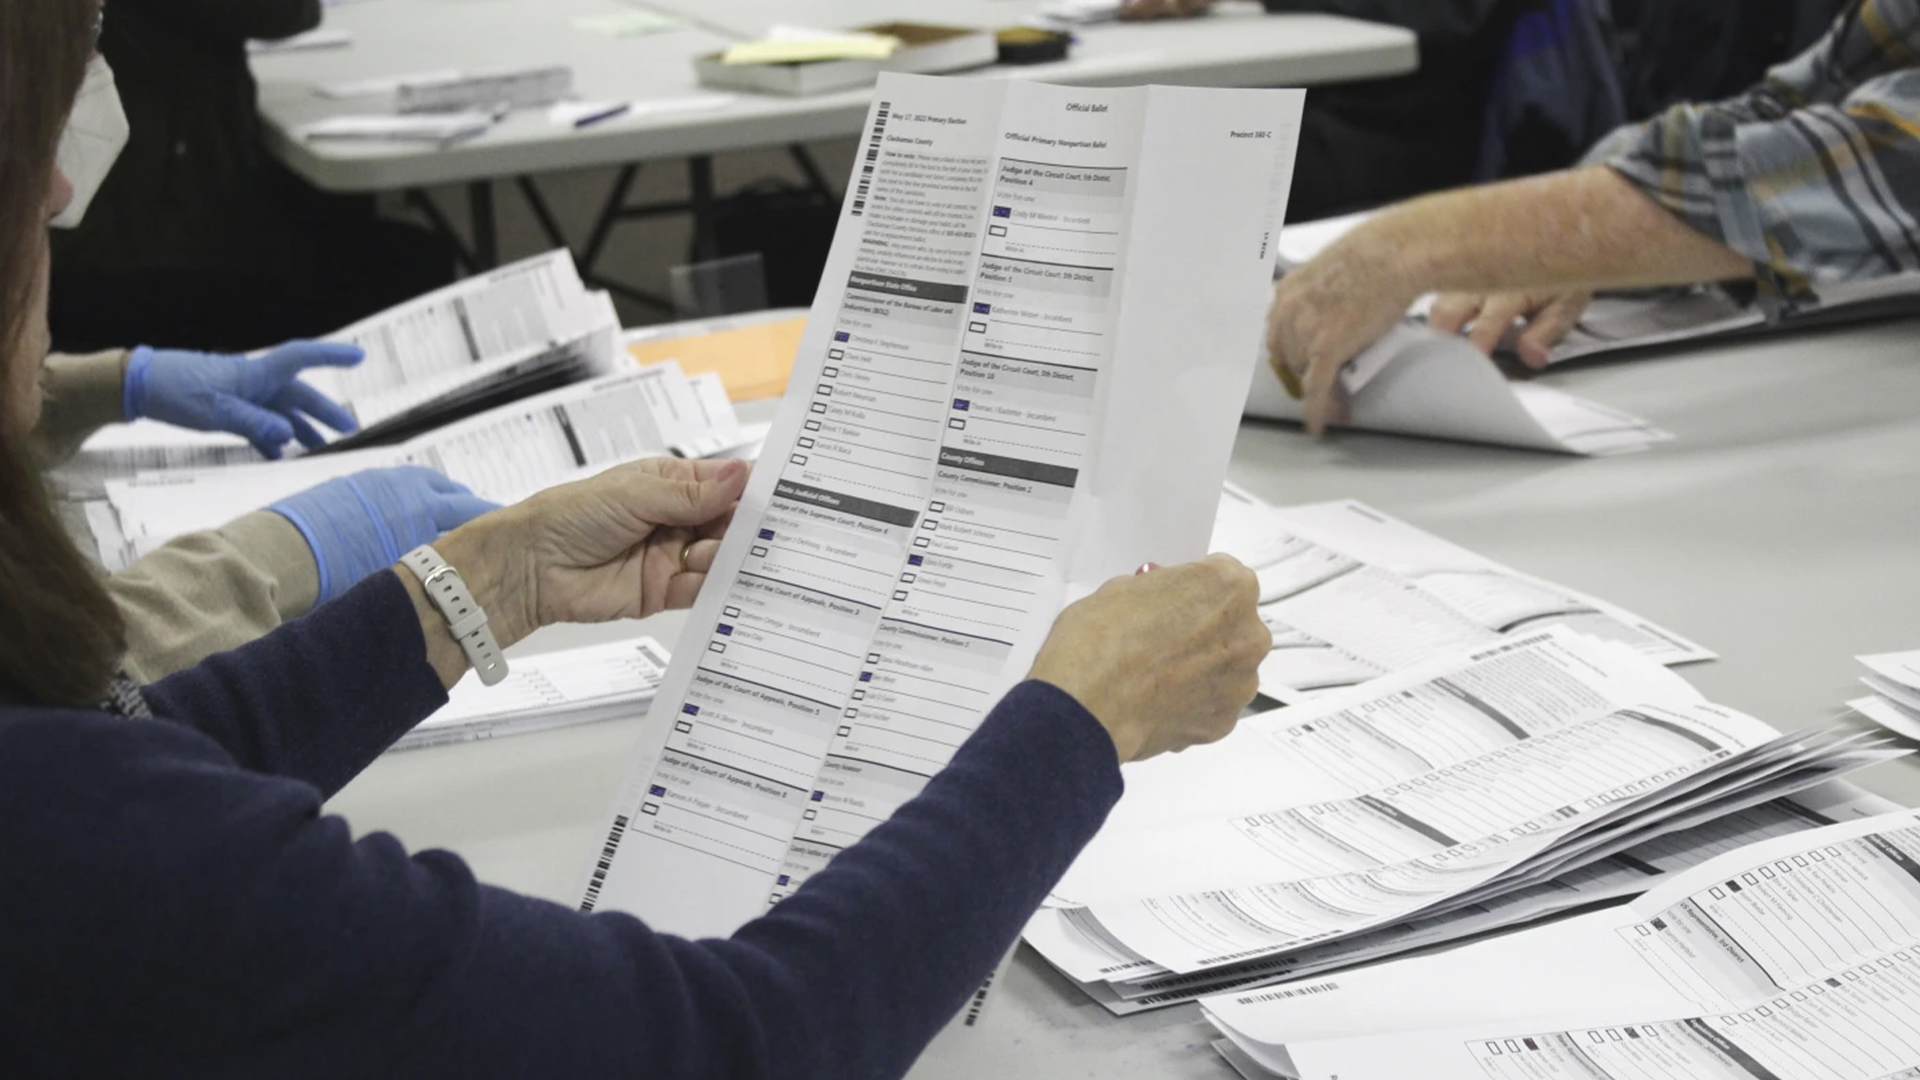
top-left (575, 74), bottom-right (1306, 937)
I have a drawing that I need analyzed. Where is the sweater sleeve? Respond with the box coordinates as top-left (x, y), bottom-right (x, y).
top-left (113, 0), bottom-right (322, 43)
top-left (1, 681), bottom-right (1122, 1079)
top-left (29, 350), bottom-right (128, 469)
top-left (112, 511), bottom-right (322, 683)
top-left (140, 569), bottom-right (447, 797)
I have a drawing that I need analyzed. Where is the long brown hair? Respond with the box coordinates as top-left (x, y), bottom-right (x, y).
top-left (0, 0), bottom-right (124, 706)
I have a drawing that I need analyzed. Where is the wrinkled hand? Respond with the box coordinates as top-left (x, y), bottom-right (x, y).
top-left (1266, 243), bottom-right (1417, 436)
top-left (124, 340), bottom-right (364, 458)
top-left (444, 459), bottom-right (750, 645)
top-left (1028, 554), bottom-right (1268, 763)
top-left (1428, 289), bottom-right (1592, 369)
top-left (271, 466), bottom-right (498, 605)
top-left (1119, 0), bottom-right (1216, 18)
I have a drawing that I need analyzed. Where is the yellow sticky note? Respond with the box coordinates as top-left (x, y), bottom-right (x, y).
top-left (627, 317), bottom-right (807, 402)
top-left (720, 34), bottom-right (899, 65)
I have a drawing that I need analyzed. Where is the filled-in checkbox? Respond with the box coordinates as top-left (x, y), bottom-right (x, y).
top-left (789, 454), bottom-right (808, 465)
top-left (822, 366), bottom-right (838, 378)
top-left (949, 418), bottom-right (966, 429)
top-left (988, 224), bottom-right (1007, 236)
top-left (798, 437), bottom-right (815, 448)
top-left (968, 321), bottom-right (987, 333)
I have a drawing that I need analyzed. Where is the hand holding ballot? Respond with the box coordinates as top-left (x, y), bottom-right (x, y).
top-left (1029, 555), bottom-right (1268, 763)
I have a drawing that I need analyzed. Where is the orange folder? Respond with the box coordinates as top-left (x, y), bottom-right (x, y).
top-left (625, 315), bottom-right (806, 402)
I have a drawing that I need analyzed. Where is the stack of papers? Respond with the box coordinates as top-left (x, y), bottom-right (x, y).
top-left (90, 361), bottom-right (746, 569)
top-left (58, 249), bottom-right (621, 496)
top-left (394, 637), bottom-right (670, 751)
top-left (1206, 806), bottom-right (1920, 1079)
top-left (1025, 630), bottom-right (1902, 1013)
top-left (296, 112), bottom-right (495, 145)
top-left (1213, 487), bottom-right (1712, 702)
top-left (1848, 650), bottom-right (1920, 740)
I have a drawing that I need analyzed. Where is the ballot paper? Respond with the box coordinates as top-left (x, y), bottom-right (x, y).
top-left (574, 73), bottom-right (1306, 938)
top-left (393, 637), bottom-right (671, 751)
top-left (1025, 628), bottom-right (1897, 993)
top-left (64, 250), bottom-right (618, 487)
top-left (93, 364), bottom-right (743, 569)
top-left (1849, 650), bottom-right (1920, 741)
top-left (1244, 324), bottom-right (1673, 455)
top-left (1211, 488), bottom-right (1713, 702)
top-left (1214, 808), bottom-right (1920, 1080)
top-left (1029, 782), bottom-right (1898, 1014)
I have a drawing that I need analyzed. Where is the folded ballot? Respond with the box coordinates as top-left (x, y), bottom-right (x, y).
top-left (1213, 486), bottom-right (1711, 703)
top-left (1848, 649), bottom-right (1920, 740)
top-left (91, 361), bottom-right (746, 570)
top-left (393, 637), bottom-right (670, 751)
top-left (1208, 806), bottom-right (1920, 1080)
top-left (1024, 628), bottom-right (1902, 1013)
top-left (65, 250), bottom-right (622, 492)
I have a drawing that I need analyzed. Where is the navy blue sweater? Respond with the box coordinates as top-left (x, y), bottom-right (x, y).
top-left (0, 572), bottom-right (1123, 1078)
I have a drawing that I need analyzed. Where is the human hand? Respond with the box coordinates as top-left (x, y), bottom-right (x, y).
top-left (1266, 237), bottom-right (1419, 437)
top-left (124, 340), bottom-right (364, 458)
top-left (1119, 0), bottom-right (1216, 18)
top-left (271, 466), bottom-right (498, 605)
top-left (1027, 554), bottom-right (1267, 763)
top-left (433, 459), bottom-right (750, 651)
top-left (1428, 289), bottom-right (1592, 369)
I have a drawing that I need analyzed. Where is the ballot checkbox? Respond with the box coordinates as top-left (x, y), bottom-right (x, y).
top-left (804, 809), bottom-right (818, 820)
top-left (908, 555), bottom-right (924, 566)
top-left (789, 454), bottom-right (808, 466)
top-left (642, 802), bottom-right (659, 815)
top-left (900, 573), bottom-right (916, 583)
top-left (988, 224), bottom-right (1007, 237)
top-left (834, 331), bottom-right (850, 342)
top-left (867, 653), bottom-right (880, 663)
top-left (893, 590), bottom-right (909, 602)
top-left (973, 303), bottom-right (991, 315)
top-left (770, 892), bottom-right (785, 904)
top-left (858, 672), bottom-right (872, 683)
top-left (822, 366), bottom-right (838, 378)
top-left (851, 689), bottom-right (866, 700)
top-left (929, 501), bottom-right (944, 512)
top-left (828, 348), bottom-right (844, 359)
top-left (968, 321), bottom-right (987, 333)
top-left (913, 537), bottom-right (930, 548)
top-left (837, 725), bottom-right (852, 736)
top-left (845, 707), bottom-right (860, 719)
top-left (804, 420), bottom-right (822, 431)
top-left (708, 641), bottom-right (727, 653)
top-left (750, 545), bottom-right (769, 557)
top-left (723, 606), bottom-right (740, 617)
top-left (948, 418), bottom-right (966, 430)
top-left (798, 437), bottom-right (815, 449)
top-left (815, 384), bottom-right (832, 396)
top-left (674, 721), bottom-right (693, 734)
top-left (810, 402), bottom-right (827, 414)
top-left (921, 519), bottom-right (938, 531)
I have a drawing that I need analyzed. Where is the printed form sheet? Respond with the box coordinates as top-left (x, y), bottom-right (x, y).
top-left (1228, 810), bottom-right (1920, 1080)
top-left (577, 73), bottom-right (1305, 937)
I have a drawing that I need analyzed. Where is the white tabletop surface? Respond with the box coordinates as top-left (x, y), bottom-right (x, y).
top-left (251, 0), bottom-right (1416, 191)
top-left (324, 316), bottom-right (1920, 1077)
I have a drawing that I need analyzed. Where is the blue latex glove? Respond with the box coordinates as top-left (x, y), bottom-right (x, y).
top-left (270, 466), bottom-right (499, 604)
top-left (123, 341), bottom-right (366, 459)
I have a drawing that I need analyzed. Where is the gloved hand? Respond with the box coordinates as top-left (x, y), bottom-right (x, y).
top-left (123, 341), bottom-right (365, 458)
top-left (270, 466), bottom-right (499, 604)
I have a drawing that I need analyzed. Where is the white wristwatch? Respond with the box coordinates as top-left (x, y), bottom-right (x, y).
top-left (400, 544), bottom-right (508, 686)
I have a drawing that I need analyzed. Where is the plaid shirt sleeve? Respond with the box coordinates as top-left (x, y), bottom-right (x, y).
top-left (1588, 0), bottom-right (1920, 310)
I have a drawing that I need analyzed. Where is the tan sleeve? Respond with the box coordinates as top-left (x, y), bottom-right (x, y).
top-left (31, 349), bottom-right (131, 468)
top-left (110, 511), bottom-right (322, 683)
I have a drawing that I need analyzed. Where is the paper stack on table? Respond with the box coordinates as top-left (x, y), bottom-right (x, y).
top-left (1847, 650), bottom-right (1920, 740)
top-left (90, 361), bottom-right (746, 570)
top-left (1206, 806), bottom-right (1920, 1080)
top-left (1024, 629), bottom-right (1903, 1014)
top-left (1214, 486), bottom-right (1712, 703)
top-left (393, 637), bottom-right (671, 751)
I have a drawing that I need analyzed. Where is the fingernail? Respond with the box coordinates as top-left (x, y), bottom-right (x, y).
top-left (1135, 562), bottom-right (1159, 575)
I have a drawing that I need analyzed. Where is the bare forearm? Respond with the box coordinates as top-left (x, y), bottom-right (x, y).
top-left (1356, 166), bottom-right (1754, 300)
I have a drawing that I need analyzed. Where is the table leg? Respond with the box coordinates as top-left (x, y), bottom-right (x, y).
top-left (687, 155), bottom-right (718, 263)
top-left (469, 180), bottom-right (499, 270)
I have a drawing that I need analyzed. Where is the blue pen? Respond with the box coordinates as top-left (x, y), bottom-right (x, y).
top-left (574, 102), bottom-right (631, 128)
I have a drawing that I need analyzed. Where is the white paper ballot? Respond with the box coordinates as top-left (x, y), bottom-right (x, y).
top-left (1219, 809), bottom-right (1920, 1080)
top-left (574, 73), bottom-right (1306, 938)
top-left (394, 637), bottom-right (671, 751)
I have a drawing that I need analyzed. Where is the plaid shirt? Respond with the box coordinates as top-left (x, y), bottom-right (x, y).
top-left (1586, 0), bottom-right (1920, 308)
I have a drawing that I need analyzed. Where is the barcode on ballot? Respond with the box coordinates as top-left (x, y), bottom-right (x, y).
top-left (1239, 980), bottom-right (1339, 1005)
top-left (579, 814), bottom-right (629, 912)
top-left (850, 101), bottom-right (890, 217)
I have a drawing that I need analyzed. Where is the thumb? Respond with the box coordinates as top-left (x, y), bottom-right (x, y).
top-left (212, 396), bottom-right (295, 458)
top-left (630, 461), bottom-right (749, 528)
